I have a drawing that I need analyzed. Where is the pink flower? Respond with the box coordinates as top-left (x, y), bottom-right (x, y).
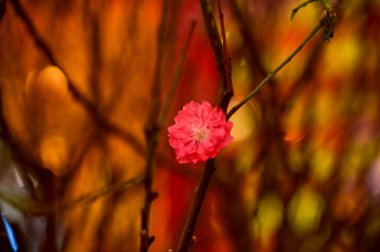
top-left (168, 101), bottom-right (233, 164)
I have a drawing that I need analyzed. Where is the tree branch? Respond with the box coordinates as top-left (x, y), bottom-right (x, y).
top-left (200, 0), bottom-right (233, 112)
top-left (290, 0), bottom-right (319, 21)
top-left (175, 1), bottom-right (233, 251)
top-left (175, 159), bottom-right (216, 252)
top-left (0, 175), bottom-right (144, 215)
top-left (140, 0), bottom-right (170, 250)
top-left (227, 15), bottom-right (328, 120)
top-left (10, 0), bottom-right (145, 156)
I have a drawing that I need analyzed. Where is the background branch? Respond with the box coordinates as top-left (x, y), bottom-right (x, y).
top-left (226, 14), bottom-right (328, 119)
top-left (140, 0), bottom-right (170, 250)
top-left (10, 0), bottom-right (145, 156)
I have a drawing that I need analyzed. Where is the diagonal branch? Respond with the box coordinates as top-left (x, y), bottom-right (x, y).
top-left (9, 0), bottom-right (145, 156)
top-left (290, 0), bottom-right (319, 21)
top-left (0, 175), bottom-right (144, 215)
top-left (226, 15), bottom-right (328, 120)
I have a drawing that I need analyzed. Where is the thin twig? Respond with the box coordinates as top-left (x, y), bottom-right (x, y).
top-left (217, 0), bottom-right (233, 105)
top-left (217, 0), bottom-right (228, 58)
top-left (0, 176), bottom-right (144, 215)
top-left (228, 0), bottom-right (269, 78)
top-left (60, 176), bottom-right (144, 210)
top-left (0, 0), bottom-right (6, 20)
top-left (159, 20), bottom-right (197, 125)
top-left (226, 15), bottom-right (327, 120)
top-left (175, 1), bottom-right (233, 251)
top-left (10, 0), bottom-right (145, 156)
top-left (175, 7), bottom-right (331, 252)
top-left (290, 0), bottom-right (319, 21)
top-left (140, 0), bottom-right (170, 251)
top-left (141, 19), bottom-right (196, 252)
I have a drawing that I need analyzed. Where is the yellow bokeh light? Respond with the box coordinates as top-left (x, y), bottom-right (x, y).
top-left (288, 187), bottom-right (325, 236)
top-left (254, 193), bottom-right (284, 238)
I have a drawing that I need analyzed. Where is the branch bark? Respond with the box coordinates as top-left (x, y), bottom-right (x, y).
top-left (175, 1), bottom-right (233, 251)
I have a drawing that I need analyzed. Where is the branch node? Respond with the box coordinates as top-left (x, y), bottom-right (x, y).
top-left (322, 10), bottom-right (337, 42)
top-left (141, 229), bottom-right (148, 238)
top-left (144, 122), bottom-right (160, 139)
top-left (189, 236), bottom-right (197, 247)
top-left (148, 236), bottom-right (155, 245)
top-left (149, 191), bottom-right (159, 201)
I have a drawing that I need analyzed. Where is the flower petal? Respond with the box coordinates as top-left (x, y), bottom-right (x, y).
top-left (168, 101), bottom-right (233, 164)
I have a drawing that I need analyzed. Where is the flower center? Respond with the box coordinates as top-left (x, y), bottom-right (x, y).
top-left (190, 125), bottom-right (209, 143)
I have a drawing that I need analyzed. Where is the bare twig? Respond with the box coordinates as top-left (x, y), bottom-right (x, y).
top-left (60, 176), bottom-right (144, 210)
top-left (176, 4), bottom-right (334, 252)
top-left (159, 20), bottom-right (196, 125)
top-left (290, 0), bottom-right (319, 21)
top-left (10, 0), bottom-right (145, 156)
top-left (227, 15), bottom-right (328, 120)
top-left (217, 0), bottom-right (228, 58)
top-left (217, 0), bottom-right (233, 106)
top-left (228, 0), bottom-right (269, 78)
top-left (0, 0), bottom-right (6, 20)
top-left (140, 0), bottom-right (170, 250)
top-left (140, 18), bottom-right (196, 251)
top-left (175, 1), bottom-right (233, 251)
top-left (0, 176), bottom-right (144, 215)
top-left (175, 159), bottom-right (216, 252)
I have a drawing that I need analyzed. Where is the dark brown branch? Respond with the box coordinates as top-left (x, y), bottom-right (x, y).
top-left (10, 0), bottom-right (145, 156)
top-left (0, 0), bottom-right (6, 21)
top-left (217, 0), bottom-right (233, 110)
top-left (175, 1), bottom-right (234, 251)
top-left (175, 159), bottom-right (216, 252)
top-left (200, 0), bottom-right (233, 112)
top-left (140, 0), bottom-right (170, 251)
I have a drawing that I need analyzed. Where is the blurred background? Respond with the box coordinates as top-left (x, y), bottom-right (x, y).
top-left (1, 0), bottom-right (380, 251)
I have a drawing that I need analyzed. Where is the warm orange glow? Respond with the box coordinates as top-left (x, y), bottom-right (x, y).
top-left (283, 130), bottom-right (306, 143)
top-left (37, 66), bottom-right (68, 101)
top-left (40, 134), bottom-right (68, 176)
top-left (0, 0), bottom-right (378, 251)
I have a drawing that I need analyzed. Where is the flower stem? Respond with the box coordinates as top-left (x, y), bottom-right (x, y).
top-left (226, 15), bottom-right (327, 120)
